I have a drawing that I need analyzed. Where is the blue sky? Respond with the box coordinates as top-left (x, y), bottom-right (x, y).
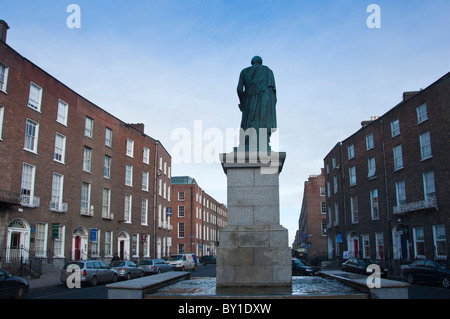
top-left (3, 0), bottom-right (450, 245)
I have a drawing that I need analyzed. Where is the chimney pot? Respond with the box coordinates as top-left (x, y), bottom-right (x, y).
top-left (0, 20), bottom-right (10, 43)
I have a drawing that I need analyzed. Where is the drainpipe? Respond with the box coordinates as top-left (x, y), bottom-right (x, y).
top-left (153, 141), bottom-right (159, 259)
top-left (380, 119), bottom-right (392, 270)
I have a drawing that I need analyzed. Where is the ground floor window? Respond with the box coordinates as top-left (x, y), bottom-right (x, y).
top-left (413, 227), bottom-right (425, 258)
top-left (433, 225), bottom-right (447, 259)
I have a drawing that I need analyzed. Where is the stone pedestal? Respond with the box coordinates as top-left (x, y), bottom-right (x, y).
top-left (216, 151), bottom-right (292, 289)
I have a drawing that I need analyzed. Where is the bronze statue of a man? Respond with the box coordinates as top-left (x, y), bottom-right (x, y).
top-left (237, 56), bottom-right (277, 151)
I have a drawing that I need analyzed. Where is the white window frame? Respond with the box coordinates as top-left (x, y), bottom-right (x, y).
top-left (102, 188), bottom-right (112, 219)
top-left (349, 166), bottom-right (356, 186)
top-left (393, 145), bottom-right (403, 170)
top-left (178, 222), bottom-right (185, 238)
top-left (348, 144), bottom-right (355, 160)
top-left (423, 171), bottom-right (436, 200)
top-left (350, 195), bottom-right (358, 224)
top-left (105, 231), bottom-right (113, 257)
top-left (178, 191), bottom-right (185, 201)
top-left (141, 199), bottom-right (148, 225)
top-left (0, 62), bottom-right (9, 93)
top-left (126, 138), bottom-right (134, 158)
top-left (24, 119), bottom-right (39, 153)
top-left (57, 99), bottom-right (68, 126)
top-left (367, 157), bottom-right (376, 178)
top-left (413, 227), bottom-right (425, 259)
top-left (28, 82), bottom-right (43, 112)
top-left (395, 181), bottom-right (406, 206)
top-left (80, 182), bottom-right (91, 215)
top-left (20, 163), bottom-right (36, 204)
top-left (54, 133), bottom-right (66, 164)
top-left (104, 155), bottom-right (111, 179)
top-left (366, 133), bottom-right (374, 150)
top-left (35, 223), bottom-right (48, 257)
top-left (143, 146), bottom-right (150, 164)
top-left (105, 127), bottom-right (113, 147)
top-left (419, 131), bottom-right (432, 160)
top-left (83, 147), bottom-right (92, 172)
top-left (370, 189), bottom-right (379, 220)
top-left (50, 173), bottom-right (65, 212)
top-left (416, 103), bottom-right (428, 124)
top-left (0, 105), bottom-right (4, 140)
top-left (433, 225), bottom-right (447, 259)
top-left (125, 164), bottom-right (133, 186)
top-left (85, 116), bottom-right (94, 138)
top-left (124, 194), bottom-right (132, 223)
top-left (178, 205), bottom-right (185, 218)
top-left (142, 171), bottom-right (149, 191)
top-left (390, 119), bottom-right (400, 137)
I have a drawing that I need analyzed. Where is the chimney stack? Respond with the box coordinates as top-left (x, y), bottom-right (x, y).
top-left (0, 20), bottom-right (9, 43)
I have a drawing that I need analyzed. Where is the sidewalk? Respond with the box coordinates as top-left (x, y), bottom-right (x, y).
top-left (28, 274), bottom-right (64, 290)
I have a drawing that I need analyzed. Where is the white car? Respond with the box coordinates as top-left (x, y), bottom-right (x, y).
top-left (167, 254), bottom-right (197, 271)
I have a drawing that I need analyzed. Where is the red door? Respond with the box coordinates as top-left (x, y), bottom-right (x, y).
top-left (75, 236), bottom-right (80, 260)
top-left (354, 239), bottom-right (359, 258)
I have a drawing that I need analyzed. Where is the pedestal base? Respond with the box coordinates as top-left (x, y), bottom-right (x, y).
top-left (216, 151), bottom-right (291, 289)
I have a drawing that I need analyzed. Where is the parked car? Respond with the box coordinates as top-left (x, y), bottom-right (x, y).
top-left (167, 254), bottom-right (197, 271)
top-left (109, 260), bottom-right (144, 280)
top-left (342, 258), bottom-right (388, 278)
top-left (0, 268), bottom-right (29, 299)
top-left (139, 259), bottom-right (173, 275)
top-left (292, 258), bottom-right (320, 276)
top-left (401, 259), bottom-right (450, 288)
top-left (60, 260), bottom-right (118, 287)
top-left (199, 256), bottom-right (216, 265)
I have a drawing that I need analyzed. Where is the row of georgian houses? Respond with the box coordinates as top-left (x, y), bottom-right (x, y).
top-left (0, 20), bottom-right (227, 273)
top-left (323, 71), bottom-right (450, 275)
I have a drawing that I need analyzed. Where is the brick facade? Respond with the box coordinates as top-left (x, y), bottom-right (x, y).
top-left (170, 176), bottom-right (227, 258)
top-left (324, 71), bottom-right (450, 275)
top-left (0, 38), bottom-right (172, 265)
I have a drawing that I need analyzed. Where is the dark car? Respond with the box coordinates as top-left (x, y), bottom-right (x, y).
top-left (199, 256), bottom-right (216, 265)
top-left (139, 259), bottom-right (173, 275)
top-left (0, 268), bottom-right (29, 299)
top-left (342, 258), bottom-right (388, 278)
top-left (292, 258), bottom-right (320, 276)
top-left (401, 259), bottom-right (450, 288)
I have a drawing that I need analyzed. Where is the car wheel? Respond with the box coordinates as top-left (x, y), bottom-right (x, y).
top-left (157, 269), bottom-right (162, 274)
top-left (140, 271), bottom-right (144, 277)
top-left (14, 285), bottom-right (27, 299)
top-left (126, 273), bottom-right (131, 280)
top-left (407, 274), bottom-right (415, 284)
top-left (442, 276), bottom-right (450, 289)
top-left (90, 276), bottom-right (98, 287)
top-left (112, 274), bottom-right (118, 283)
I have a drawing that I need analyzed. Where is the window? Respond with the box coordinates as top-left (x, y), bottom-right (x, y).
top-left (57, 100), bottom-right (68, 125)
top-left (423, 171), bottom-right (436, 200)
top-left (433, 225), bottom-right (447, 259)
top-left (321, 202), bottom-right (326, 214)
top-left (126, 139), bottom-right (134, 157)
top-left (105, 231), bottom-right (113, 257)
top-left (141, 199), bottom-right (148, 225)
top-left (20, 163), bottom-right (36, 206)
top-left (395, 181), bottom-right (406, 206)
top-left (102, 188), bottom-right (112, 219)
top-left (350, 196), bottom-right (358, 224)
top-left (51, 173), bottom-right (65, 212)
top-left (90, 229), bottom-right (100, 257)
top-left (81, 182), bottom-right (91, 215)
top-left (105, 128), bottom-right (113, 147)
top-left (370, 189), bottom-right (379, 220)
top-left (125, 164), bottom-right (133, 186)
top-left (416, 103), bottom-right (428, 124)
top-left (332, 157), bottom-right (336, 169)
top-left (178, 205), bottom-right (185, 217)
top-left (361, 234), bottom-right (370, 258)
top-left (124, 194), bottom-right (132, 223)
top-left (327, 181), bottom-right (331, 198)
top-left (24, 119), bottom-right (39, 153)
top-left (143, 234), bottom-right (150, 257)
top-left (391, 119), bottom-right (400, 137)
top-left (367, 157), bottom-right (376, 178)
top-left (366, 133), bottom-right (374, 150)
top-left (393, 145), bottom-right (403, 170)
top-left (0, 62), bottom-right (9, 92)
top-left (85, 117), bottom-right (94, 138)
top-left (321, 220), bottom-right (327, 236)
top-left (0, 105), bottom-right (4, 140)
top-left (132, 234), bottom-right (139, 257)
top-left (320, 187), bottom-right (326, 197)
top-left (83, 147), bottom-right (92, 172)
top-left (333, 176), bottom-right (338, 194)
top-left (35, 223), bottom-right (47, 257)
top-left (375, 232), bottom-right (384, 260)
top-left (143, 146), bottom-right (150, 164)
top-left (419, 132), bottom-right (432, 160)
top-left (413, 227), bottom-right (425, 258)
top-left (54, 133), bottom-right (66, 163)
top-left (349, 166), bottom-right (356, 186)
top-left (104, 155), bottom-right (111, 178)
top-left (334, 202), bottom-right (339, 226)
top-left (53, 225), bottom-right (65, 258)
top-left (142, 171), bottom-right (149, 191)
top-left (178, 191), bottom-right (185, 201)
top-left (28, 82), bottom-right (43, 111)
top-left (178, 223), bottom-right (185, 238)
top-left (348, 144), bottom-right (355, 160)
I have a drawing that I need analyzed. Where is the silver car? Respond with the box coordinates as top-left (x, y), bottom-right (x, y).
top-left (139, 259), bottom-right (173, 275)
top-left (60, 260), bottom-right (118, 287)
top-left (109, 260), bottom-right (144, 280)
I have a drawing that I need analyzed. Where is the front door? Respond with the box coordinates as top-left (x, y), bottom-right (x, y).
top-left (119, 241), bottom-right (124, 260)
top-left (75, 236), bottom-right (81, 260)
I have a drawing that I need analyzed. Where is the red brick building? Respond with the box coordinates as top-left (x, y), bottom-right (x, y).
top-left (0, 22), bottom-right (172, 270)
top-left (295, 170), bottom-right (328, 262)
top-left (170, 176), bottom-right (227, 258)
top-left (324, 71), bottom-right (450, 275)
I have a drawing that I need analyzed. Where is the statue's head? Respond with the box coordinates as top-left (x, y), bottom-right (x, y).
top-left (251, 56), bottom-right (263, 65)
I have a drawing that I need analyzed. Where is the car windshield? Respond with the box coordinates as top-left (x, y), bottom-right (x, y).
top-left (110, 261), bottom-right (126, 267)
top-left (168, 255), bottom-right (182, 261)
top-left (139, 260), bottom-right (152, 265)
top-left (63, 262), bottom-right (84, 270)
